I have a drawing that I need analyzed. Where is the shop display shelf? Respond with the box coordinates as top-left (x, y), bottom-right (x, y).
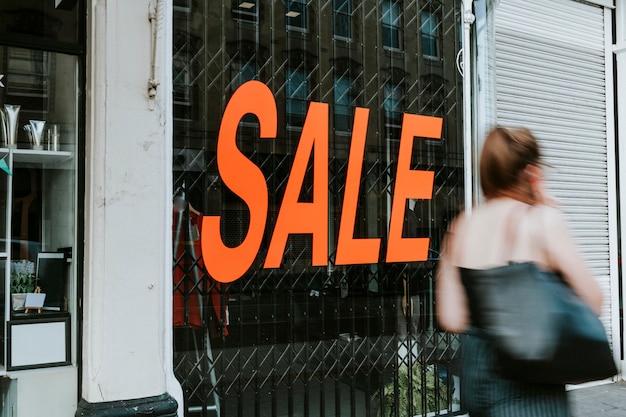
top-left (0, 148), bottom-right (74, 166)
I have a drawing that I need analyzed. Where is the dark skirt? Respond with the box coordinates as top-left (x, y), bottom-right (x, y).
top-left (461, 329), bottom-right (570, 417)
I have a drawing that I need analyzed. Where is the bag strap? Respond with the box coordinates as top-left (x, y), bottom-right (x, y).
top-left (502, 203), bottom-right (554, 269)
top-left (533, 206), bottom-right (555, 271)
top-left (501, 203), bottom-right (530, 262)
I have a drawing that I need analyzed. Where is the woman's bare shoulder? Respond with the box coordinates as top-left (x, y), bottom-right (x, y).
top-left (530, 204), bottom-right (567, 230)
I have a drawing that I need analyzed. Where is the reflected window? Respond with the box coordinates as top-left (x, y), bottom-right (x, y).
top-left (173, 55), bottom-right (192, 121)
top-left (382, 1), bottom-right (401, 49)
top-left (286, 68), bottom-right (308, 127)
top-left (232, 60), bottom-right (258, 123)
top-left (232, 0), bottom-right (259, 22)
top-left (232, 60), bottom-right (257, 89)
top-left (174, 0), bottom-right (192, 13)
top-left (6, 48), bottom-right (49, 102)
top-left (286, 0), bottom-right (307, 31)
top-left (173, 30), bottom-right (197, 122)
top-left (384, 82), bottom-right (404, 127)
top-left (421, 11), bottom-right (439, 58)
top-left (333, 75), bottom-right (353, 132)
top-left (334, 0), bottom-right (351, 39)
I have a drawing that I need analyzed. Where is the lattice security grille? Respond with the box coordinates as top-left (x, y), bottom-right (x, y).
top-left (173, 0), bottom-right (465, 416)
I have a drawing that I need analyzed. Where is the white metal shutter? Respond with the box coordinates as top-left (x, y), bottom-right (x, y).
top-left (494, 0), bottom-right (615, 341)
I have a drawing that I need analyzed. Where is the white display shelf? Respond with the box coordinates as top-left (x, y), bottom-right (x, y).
top-left (0, 148), bottom-right (73, 166)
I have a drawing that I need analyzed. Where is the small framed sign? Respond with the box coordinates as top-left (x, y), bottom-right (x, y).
top-left (8, 313), bottom-right (70, 370)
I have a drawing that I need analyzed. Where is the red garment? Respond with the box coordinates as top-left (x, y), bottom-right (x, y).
top-left (173, 211), bottom-right (228, 335)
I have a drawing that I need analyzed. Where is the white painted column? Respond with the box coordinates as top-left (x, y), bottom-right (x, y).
top-left (615, 0), bottom-right (626, 382)
top-left (80, 0), bottom-right (182, 414)
top-left (462, 0), bottom-right (475, 214)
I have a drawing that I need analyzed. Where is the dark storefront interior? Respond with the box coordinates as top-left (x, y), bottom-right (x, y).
top-left (172, 1), bottom-right (465, 415)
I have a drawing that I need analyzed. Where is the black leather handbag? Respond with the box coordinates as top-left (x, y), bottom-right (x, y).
top-left (459, 205), bottom-right (617, 384)
top-left (461, 262), bottom-right (617, 384)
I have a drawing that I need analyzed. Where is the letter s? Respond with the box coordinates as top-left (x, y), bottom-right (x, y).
top-left (202, 81), bottom-right (277, 283)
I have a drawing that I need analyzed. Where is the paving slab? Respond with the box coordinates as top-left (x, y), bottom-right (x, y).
top-left (569, 381), bottom-right (626, 416)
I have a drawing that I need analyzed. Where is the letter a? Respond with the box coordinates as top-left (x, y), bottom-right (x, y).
top-left (264, 102), bottom-right (329, 268)
top-left (202, 81), bottom-right (276, 283)
top-left (386, 114), bottom-right (442, 263)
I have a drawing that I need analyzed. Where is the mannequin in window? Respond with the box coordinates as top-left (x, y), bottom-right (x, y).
top-left (172, 193), bottom-right (229, 337)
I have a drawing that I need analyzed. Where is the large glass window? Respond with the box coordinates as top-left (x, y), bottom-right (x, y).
top-left (0, 46), bottom-right (79, 371)
top-left (173, 1), bottom-right (465, 416)
top-left (0, 1), bottom-right (83, 377)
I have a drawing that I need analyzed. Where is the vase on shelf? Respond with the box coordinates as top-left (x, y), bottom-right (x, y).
top-left (25, 119), bottom-right (46, 150)
top-left (0, 104), bottom-right (21, 149)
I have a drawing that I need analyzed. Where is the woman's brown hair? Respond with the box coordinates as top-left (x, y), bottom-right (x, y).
top-left (480, 126), bottom-right (543, 200)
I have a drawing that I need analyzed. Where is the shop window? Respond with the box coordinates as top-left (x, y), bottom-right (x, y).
top-left (382, 0), bottom-right (401, 50)
top-left (286, 0), bottom-right (307, 31)
top-left (333, 0), bottom-right (351, 39)
top-left (0, 45), bottom-right (80, 371)
top-left (173, 1), bottom-right (466, 416)
top-left (421, 11), bottom-right (440, 59)
top-left (333, 75), bottom-right (353, 132)
top-left (232, 0), bottom-right (259, 23)
top-left (286, 68), bottom-right (308, 128)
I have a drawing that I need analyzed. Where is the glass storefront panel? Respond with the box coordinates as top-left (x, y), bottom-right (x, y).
top-left (0, 44), bottom-right (80, 371)
top-left (173, 1), bottom-right (465, 416)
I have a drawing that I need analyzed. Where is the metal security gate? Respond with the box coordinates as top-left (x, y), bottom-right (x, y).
top-left (172, 1), bottom-right (467, 415)
top-left (494, 0), bottom-right (618, 351)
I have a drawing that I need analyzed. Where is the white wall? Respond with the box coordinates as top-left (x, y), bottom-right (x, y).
top-left (16, 367), bottom-right (77, 416)
top-left (82, 0), bottom-right (181, 409)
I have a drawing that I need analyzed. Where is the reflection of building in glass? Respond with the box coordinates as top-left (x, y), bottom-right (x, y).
top-left (172, 1), bottom-right (465, 416)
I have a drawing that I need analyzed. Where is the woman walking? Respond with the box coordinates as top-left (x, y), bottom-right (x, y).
top-left (436, 127), bottom-right (603, 416)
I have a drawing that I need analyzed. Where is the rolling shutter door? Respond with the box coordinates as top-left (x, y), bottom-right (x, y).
top-left (494, 0), bottom-right (615, 342)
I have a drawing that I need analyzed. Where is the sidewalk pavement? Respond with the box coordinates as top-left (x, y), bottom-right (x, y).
top-left (570, 381), bottom-right (626, 416)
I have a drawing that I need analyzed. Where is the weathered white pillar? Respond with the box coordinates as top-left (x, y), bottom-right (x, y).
top-left (77, 0), bottom-right (182, 415)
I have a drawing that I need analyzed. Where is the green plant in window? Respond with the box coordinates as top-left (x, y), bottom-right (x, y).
top-left (374, 363), bottom-right (452, 417)
top-left (10, 260), bottom-right (35, 293)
